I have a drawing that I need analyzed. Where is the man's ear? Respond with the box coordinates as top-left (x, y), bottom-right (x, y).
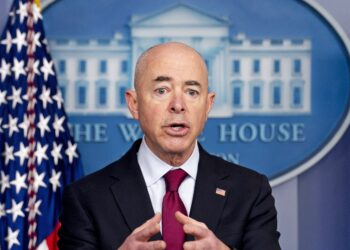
top-left (206, 92), bottom-right (216, 117)
top-left (126, 89), bottom-right (139, 120)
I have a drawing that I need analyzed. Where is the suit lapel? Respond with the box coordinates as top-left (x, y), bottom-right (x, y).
top-left (109, 141), bottom-right (162, 240)
top-left (107, 141), bottom-right (230, 242)
top-left (188, 147), bottom-right (230, 239)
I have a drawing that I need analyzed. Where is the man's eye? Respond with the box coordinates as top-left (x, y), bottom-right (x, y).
top-left (187, 89), bottom-right (199, 96)
top-left (155, 88), bottom-right (167, 95)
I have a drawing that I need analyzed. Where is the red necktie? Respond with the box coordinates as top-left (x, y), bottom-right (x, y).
top-left (162, 169), bottom-right (188, 250)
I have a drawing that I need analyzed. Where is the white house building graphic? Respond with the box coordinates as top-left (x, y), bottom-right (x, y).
top-left (49, 4), bottom-right (312, 117)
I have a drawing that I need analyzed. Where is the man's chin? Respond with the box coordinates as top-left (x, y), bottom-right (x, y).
top-left (163, 140), bottom-right (195, 156)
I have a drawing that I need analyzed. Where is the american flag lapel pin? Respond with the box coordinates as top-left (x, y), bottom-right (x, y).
top-left (215, 188), bottom-right (226, 197)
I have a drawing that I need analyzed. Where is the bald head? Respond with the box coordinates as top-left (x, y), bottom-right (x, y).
top-left (134, 42), bottom-right (208, 90)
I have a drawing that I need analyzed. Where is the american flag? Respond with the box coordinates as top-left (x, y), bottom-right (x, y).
top-left (0, 0), bottom-right (83, 249)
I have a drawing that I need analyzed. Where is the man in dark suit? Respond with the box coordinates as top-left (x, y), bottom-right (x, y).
top-left (58, 42), bottom-right (281, 250)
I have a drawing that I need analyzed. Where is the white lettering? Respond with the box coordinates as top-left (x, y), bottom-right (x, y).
top-left (68, 123), bottom-right (108, 142)
top-left (94, 124), bottom-right (108, 142)
top-left (118, 123), bottom-right (143, 142)
top-left (292, 123), bottom-right (306, 141)
top-left (214, 152), bottom-right (240, 164)
top-left (219, 124), bottom-right (237, 142)
top-left (219, 122), bottom-right (306, 143)
top-left (239, 123), bottom-right (257, 142)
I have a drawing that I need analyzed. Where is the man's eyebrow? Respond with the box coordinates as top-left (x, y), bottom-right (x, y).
top-left (153, 75), bottom-right (172, 82)
top-left (153, 76), bottom-right (202, 87)
top-left (185, 80), bottom-right (201, 87)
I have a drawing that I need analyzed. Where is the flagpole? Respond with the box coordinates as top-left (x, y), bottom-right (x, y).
top-left (26, 1), bottom-right (38, 249)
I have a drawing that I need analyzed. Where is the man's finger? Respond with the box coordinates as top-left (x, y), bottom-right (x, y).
top-left (133, 213), bottom-right (161, 234)
top-left (183, 240), bottom-right (197, 250)
top-left (143, 240), bottom-right (166, 250)
top-left (183, 223), bottom-right (208, 239)
top-left (175, 211), bottom-right (190, 225)
top-left (118, 214), bottom-right (165, 250)
top-left (175, 211), bottom-right (208, 229)
top-left (134, 222), bottom-right (161, 242)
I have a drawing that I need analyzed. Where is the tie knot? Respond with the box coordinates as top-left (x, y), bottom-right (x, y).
top-left (164, 169), bottom-right (187, 192)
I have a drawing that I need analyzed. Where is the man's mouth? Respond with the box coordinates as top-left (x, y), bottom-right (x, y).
top-left (164, 122), bottom-right (189, 135)
top-left (170, 123), bottom-right (187, 130)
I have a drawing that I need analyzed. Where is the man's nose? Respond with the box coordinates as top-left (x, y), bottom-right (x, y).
top-left (169, 92), bottom-right (186, 113)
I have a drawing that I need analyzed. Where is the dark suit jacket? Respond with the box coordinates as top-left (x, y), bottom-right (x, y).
top-left (58, 140), bottom-right (281, 250)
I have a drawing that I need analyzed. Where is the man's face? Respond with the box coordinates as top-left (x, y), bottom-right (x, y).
top-left (127, 43), bottom-right (215, 164)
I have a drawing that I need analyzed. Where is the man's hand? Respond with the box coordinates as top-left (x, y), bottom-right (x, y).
top-left (175, 211), bottom-right (230, 250)
top-left (118, 213), bottom-right (166, 250)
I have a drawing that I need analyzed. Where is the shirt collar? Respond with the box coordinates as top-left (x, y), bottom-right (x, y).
top-left (137, 138), bottom-right (199, 187)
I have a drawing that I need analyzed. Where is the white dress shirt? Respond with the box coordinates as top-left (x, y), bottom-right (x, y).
top-left (137, 138), bottom-right (199, 216)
